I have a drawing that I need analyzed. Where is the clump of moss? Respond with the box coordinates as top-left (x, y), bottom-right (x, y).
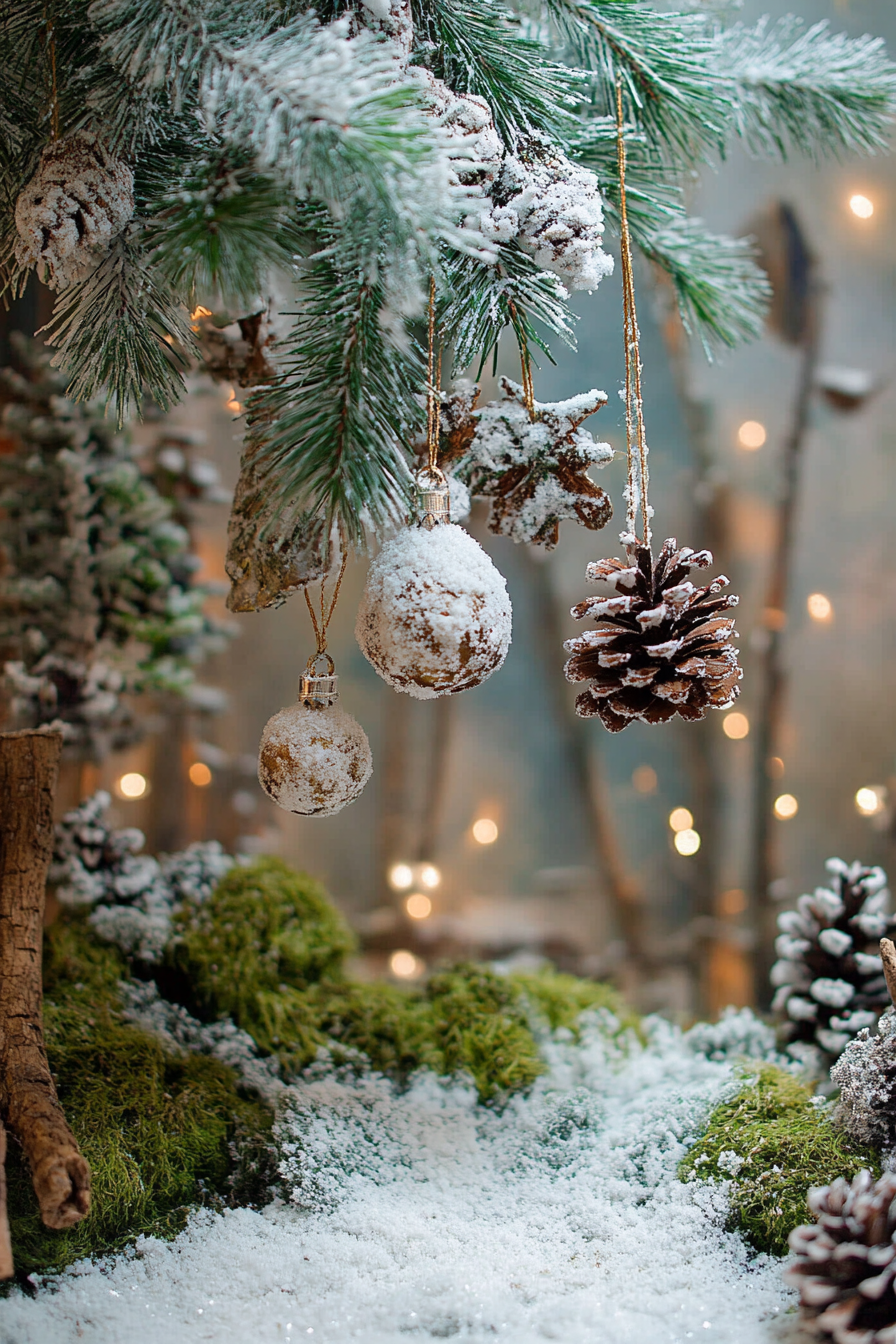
top-left (680, 1064), bottom-right (879, 1256)
top-left (163, 859), bottom-right (632, 1104)
top-left (8, 916), bottom-right (273, 1277)
top-left (166, 856), bottom-right (357, 1066)
top-left (511, 968), bottom-right (644, 1044)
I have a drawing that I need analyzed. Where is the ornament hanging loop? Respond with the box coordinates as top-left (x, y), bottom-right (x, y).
top-left (299, 651), bottom-right (339, 708)
top-left (414, 463), bottom-right (451, 530)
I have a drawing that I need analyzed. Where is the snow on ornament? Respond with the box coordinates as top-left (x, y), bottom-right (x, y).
top-left (14, 132), bottom-right (134, 290)
top-left (258, 654), bottom-right (372, 817)
top-left (356, 469), bottom-right (512, 699)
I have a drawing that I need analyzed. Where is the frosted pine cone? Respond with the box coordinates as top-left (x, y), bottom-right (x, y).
top-left (416, 70), bottom-right (504, 187)
top-left (786, 1170), bottom-right (896, 1344)
top-left (14, 132), bottom-right (134, 290)
top-left (832, 1008), bottom-right (896, 1152)
top-left (484, 136), bottom-right (614, 291)
top-left (564, 535), bottom-right (741, 731)
top-left (773, 860), bottom-right (893, 1068)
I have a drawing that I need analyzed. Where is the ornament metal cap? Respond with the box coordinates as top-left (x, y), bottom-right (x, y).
top-left (414, 465), bottom-right (450, 530)
top-left (299, 652), bottom-right (339, 708)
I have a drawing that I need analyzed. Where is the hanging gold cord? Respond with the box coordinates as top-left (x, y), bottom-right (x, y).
top-left (44, 6), bottom-right (60, 140)
top-left (304, 548), bottom-right (348, 659)
top-left (615, 75), bottom-right (651, 545)
top-left (426, 277), bottom-right (442, 471)
top-left (507, 299), bottom-right (536, 420)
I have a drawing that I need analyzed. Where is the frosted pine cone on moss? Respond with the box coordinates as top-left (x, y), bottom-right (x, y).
top-left (772, 860), bottom-right (893, 1069)
top-left (446, 377), bottom-right (613, 549)
top-left (833, 1008), bottom-right (896, 1153)
top-left (14, 132), bottom-right (134, 290)
top-left (563, 535), bottom-right (741, 731)
top-left (786, 1170), bottom-right (896, 1344)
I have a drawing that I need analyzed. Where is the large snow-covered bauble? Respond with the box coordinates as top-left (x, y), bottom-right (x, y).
top-left (257, 670), bottom-right (372, 816)
top-left (356, 523), bottom-right (512, 699)
top-left (15, 132), bottom-right (134, 290)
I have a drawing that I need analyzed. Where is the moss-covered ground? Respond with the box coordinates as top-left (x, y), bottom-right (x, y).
top-left (7, 918), bottom-right (274, 1278)
top-left (11, 857), bottom-right (638, 1276)
top-left (679, 1064), bottom-right (879, 1256)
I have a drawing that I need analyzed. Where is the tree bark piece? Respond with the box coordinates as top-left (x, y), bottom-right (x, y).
top-left (0, 728), bottom-right (90, 1277)
top-left (0, 1121), bottom-right (12, 1280)
top-left (880, 938), bottom-right (896, 1008)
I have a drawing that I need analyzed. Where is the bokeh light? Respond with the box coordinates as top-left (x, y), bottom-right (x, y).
top-left (767, 757), bottom-right (785, 779)
top-left (737, 420), bottom-right (767, 450)
top-left (807, 593), bottom-right (833, 623)
top-left (420, 865), bottom-right (441, 889)
top-left (389, 863), bottom-right (414, 891)
top-left (849, 193), bottom-right (874, 219)
top-left (390, 950), bottom-right (423, 979)
top-left (405, 893), bottom-right (433, 920)
top-left (855, 786), bottom-right (887, 817)
top-left (472, 818), bottom-right (499, 845)
top-left (773, 793), bottom-right (799, 820)
top-left (669, 807), bottom-right (694, 833)
top-left (189, 762), bottom-right (212, 787)
top-left (722, 712), bottom-right (750, 740)
top-left (632, 765), bottom-right (657, 794)
top-left (116, 772), bottom-right (148, 799)
top-left (674, 829), bottom-right (701, 856)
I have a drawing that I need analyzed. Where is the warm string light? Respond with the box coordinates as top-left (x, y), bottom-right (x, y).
top-left (774, 793), bottom-right (799, 820)
top-left (674, 829), bottom-right (701, 856)
top-left (472, 818), bottom-right (499, 845)
top-left (737, 420), bottom-right (766, 450)
top-left (668, 807), bottom-right (693, 833)
top-left (405, 893), bottom-right (433, 920)
top-left (189, 761), bottom-right (212, 787)
top-left (849, 193), bottom-right (874, 219)
top-left (855, 786), bottom-right (887, 818)
top-left (722, 712), bottom-right (749, 740)
top-left (116, 772), bottom-right (148, 799)
top-left (632, 765), bottom-right (657, 794)
top-left (807, 593), bottom-right (833, 623)
top-left (390, 950), bottom-right (424, 979)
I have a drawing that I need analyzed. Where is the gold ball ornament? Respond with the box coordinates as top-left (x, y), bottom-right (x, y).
top-left (356, 478), bottom-right (512, 698)
top-left (257, 660), bottom-right (372, 816)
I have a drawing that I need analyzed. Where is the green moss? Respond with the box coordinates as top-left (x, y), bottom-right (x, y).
top-left (8, 917), bottom-right (273, 1277)
top-left (167, 856), bottom-right (357, 1065)
top-left (511, 968), bottom-right (644, 1043)
top-left (680, 1064), bottom-right (879, 1256)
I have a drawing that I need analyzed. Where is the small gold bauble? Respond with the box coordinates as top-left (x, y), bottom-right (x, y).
top-left (257, 680), bottom-right (372, 816)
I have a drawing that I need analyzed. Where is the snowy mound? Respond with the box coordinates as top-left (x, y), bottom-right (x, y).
top-left (0, 1016), bottom-right (794, 1344)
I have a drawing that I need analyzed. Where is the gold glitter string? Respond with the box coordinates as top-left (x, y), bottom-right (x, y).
top-left (616, 74), bottom-right (651, 545)
top-left (304, 549), bottom-right (348, 660)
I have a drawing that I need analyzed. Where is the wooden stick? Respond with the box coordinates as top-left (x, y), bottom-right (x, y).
top-left (0, 1120), bottom-right (12, 1281)
top-left (880, 939), bottom-right (896, 1009)
top-left (0, 729), bottom-right (90, 1278)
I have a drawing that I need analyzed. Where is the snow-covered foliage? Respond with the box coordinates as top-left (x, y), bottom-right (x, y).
top-left (51, 791), bottom-right (233, 962)
top-left (0, 338), bottom-right (232, 755)
top-left (14, 133), bottom-right (134, 290)
top-left (832, 1007), bottom-right (896, 1153)
top-left (484, 138), bottom-right (614, 293)
top-left (772, 859), bottom-right (893, 1071)
top-left (683, 1006), bottom-right (788, 1065)
top-left (0, 1013), bottom-right (794, 1343)
top-left (452, 377), bottom-right (613, 549)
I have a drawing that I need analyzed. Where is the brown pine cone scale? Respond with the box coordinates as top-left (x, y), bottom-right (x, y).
top-left (564, 535), bottom-right (742, 731)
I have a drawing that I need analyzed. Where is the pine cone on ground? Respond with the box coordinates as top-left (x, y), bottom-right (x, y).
top-left (563, 535), bottom-right (741, 731)
top-left (772, 860), bottom-right (893, 1069)
top-left (786, 1170), bottom-right (896, 1344)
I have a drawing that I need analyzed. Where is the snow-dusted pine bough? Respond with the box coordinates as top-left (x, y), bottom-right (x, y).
top-left (1, 0), bottom-right (894, 596)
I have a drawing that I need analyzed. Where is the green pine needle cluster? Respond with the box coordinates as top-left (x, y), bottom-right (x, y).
top-left (680, 1065), bottom-right (879, 1257)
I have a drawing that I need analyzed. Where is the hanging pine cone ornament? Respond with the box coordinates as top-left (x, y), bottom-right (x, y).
top-left (258, 658), bottom-right (372, 816)
top-left (356, 473), bottom-right (512, 699)
top-left (772, 859), bottom-right (894, 1070)
top-left (442, 377), bottom-right (614, 550)
top-left (15, 132), bottom-right (134, 290)
top-left (786, 1170), bottom-right (896, 1344)
top-left (563, 535), bottom-right (741, 731)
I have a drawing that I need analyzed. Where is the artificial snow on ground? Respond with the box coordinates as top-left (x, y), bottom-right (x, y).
top-left (0, 1015), bottom-right (800, 1344)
